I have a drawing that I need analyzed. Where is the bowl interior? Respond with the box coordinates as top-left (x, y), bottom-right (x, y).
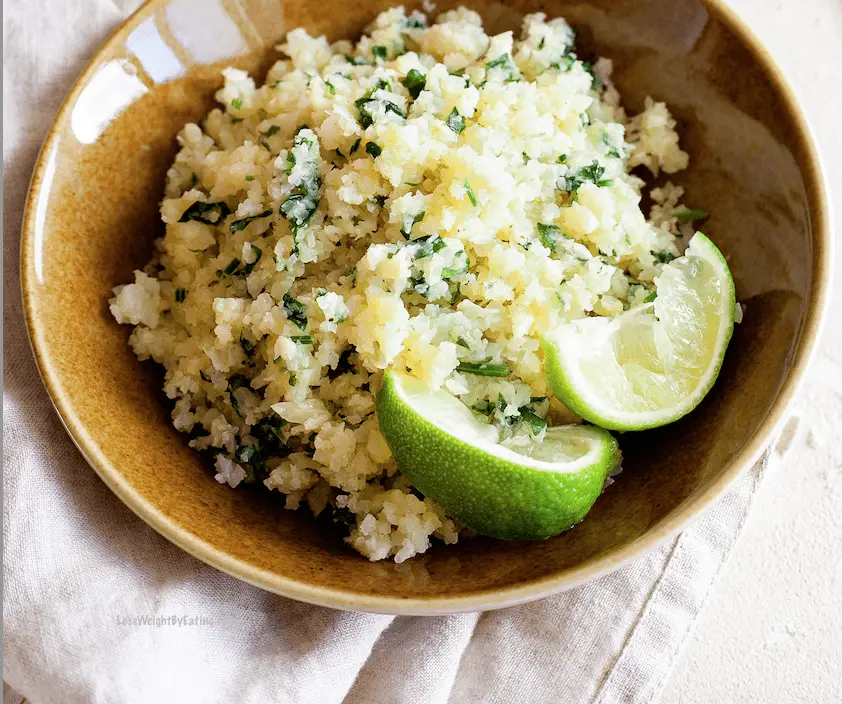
top-left (22, 0), bottom-right (827, 611)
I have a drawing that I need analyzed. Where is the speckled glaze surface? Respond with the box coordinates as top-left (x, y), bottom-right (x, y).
top-left (21, 0), bottom-right (831, 614)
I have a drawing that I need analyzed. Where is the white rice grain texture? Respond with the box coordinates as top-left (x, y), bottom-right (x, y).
top-left (110, 7), bottom-right (693, 562)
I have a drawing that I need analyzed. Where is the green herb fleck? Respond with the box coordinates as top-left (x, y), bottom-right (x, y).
top-left (455, 362), bottom-right (511, 377)
top-left (582, 61), bottom-right (603, 91)
top-left (236, 442), bottom-right (266, 478)
top-left (241, 245), bottom-right (263, 276)
top-left (355, 80), bottom-right (406, 127)
top-left (220, 258), bottom-right (241, 277)
top-left (372, 45), bottom-right (388, 61)
top-left (231, 98), bottom-right (243, 110)
top-left (464, 180), bottom-right (477, 207)
top-left (537, 223), bottom-right (566, 252)
top-left (653, 251), bottom-right (677, 264)
top-left (174, 288), bottom-right (186, 303)
top-left (245, 175), bottom-right (254, 182)
top-left (290, 335), bottom-right (314, 344)
top-left (403, 14), bottom-right (426, 30)
top-left (559, 160), bottom-right (608, 192)
top-left (601, 132), bottom-right (621, 158)
top-left (485, 54), bottom-right (518, 81)
top-left (441, 251), bottom-right (469, 279)
top-left (400, 211), bottom-right (425, 239)
top-left (413, 235), bottom-right (447, 260)
top-left (471, 399), bottom-right (494, 415)
top-left (644, 291), bottom-right (658, 303)
top-left (178, 201), bottom-right (231, 225)
top-left (240, 336), bottom-right (256, 356)
top-left (672, 208), bottom-right (708, 223)
top-left (519, 408), bottom-right (548, 435)
top-left (228, 391), bottom-right (244, 418)
top-left (230, 209), bottom-right (273, 233)
top-left (446, 107), bottom-right (465, 134)
top-left (402, 69), bottom-right (426, 99)
top-left (365, 142), bottom-right (382, 158)
top-left (283, 293), bottom-right (308, 330)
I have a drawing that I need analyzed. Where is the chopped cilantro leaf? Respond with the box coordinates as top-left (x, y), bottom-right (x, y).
top-left (672, 208), bottom-right (708, 223)
top-left (485, 54), bottom-right (518, 81)
top-left (519, 408), bottom-right (548, 435)
top-left (403, 14), bottom-right (426, 29)
top-left (402, 69), bottom-right (426, 99)
top-left (365, 141), bottom-right (382, 158)
top-left (464, 180), bottom-right (477, 207)
top-left (414, 235), bottom-right (446, 259)
top-left (240, 336), bottom-right (256, 356)
top-left (559, 160), bottom-right (607, 192)
top-left (178, 201), bottom-right (231, 225)
top-left (283, 293), bottom-right (308, 330)
top-left (537, 223), bottom-right (566, 252)
top-left (220, 258), bottom-right (241, 277)
top-left (442, 251), bottom-right (469, 279)
top-left (400, 211), bottom-right (425, 239)
top-left (456, 362), bottom-right (510, 377)
top-left (230, 209), bottom-right (273, 233)
top-left (582, 61), bottom-right (603, 91)
top-left (446, 107), bottom-right (465, 134)
top-left (237, 245), bottom-right (263, 277)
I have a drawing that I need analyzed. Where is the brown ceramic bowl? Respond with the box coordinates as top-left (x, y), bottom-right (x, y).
top-left (22, 0), bottom-right (831, 614)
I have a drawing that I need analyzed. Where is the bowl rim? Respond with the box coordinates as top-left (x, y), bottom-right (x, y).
top-left (21, 0), bottom-right (834, 615)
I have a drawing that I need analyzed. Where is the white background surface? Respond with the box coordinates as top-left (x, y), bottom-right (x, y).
top-left (662, 1), bottom-right (842, 701)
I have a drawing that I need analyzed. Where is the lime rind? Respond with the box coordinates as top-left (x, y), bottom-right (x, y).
top-left (377, 372), bottom-right (619, 540)
top-left (543, 233), bottom-right (736, 431)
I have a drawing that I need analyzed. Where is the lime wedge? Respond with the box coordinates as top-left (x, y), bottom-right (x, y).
top-left (376, 372), bottom-right (620, 540)
top-left (542, 233), bottom-right (736, 431)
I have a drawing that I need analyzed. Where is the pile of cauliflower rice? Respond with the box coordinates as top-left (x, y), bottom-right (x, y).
top-left (110, 6), bottom-right (696, 563)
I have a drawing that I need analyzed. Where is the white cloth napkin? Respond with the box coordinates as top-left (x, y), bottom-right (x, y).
top-left (2, 1), bottom-right (793, 702)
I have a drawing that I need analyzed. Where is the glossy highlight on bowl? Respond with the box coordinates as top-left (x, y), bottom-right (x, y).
top-left (21, 0), bottom-right (831, 614)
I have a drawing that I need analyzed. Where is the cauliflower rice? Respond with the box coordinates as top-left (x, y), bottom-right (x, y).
top-left (110, 7), bottom-right (697, 563)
